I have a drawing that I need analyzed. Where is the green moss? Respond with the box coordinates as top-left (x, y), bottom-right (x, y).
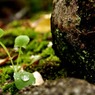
top-left (0, 67), bottom-right (14, 87)
top-left (0, 19), bottom-right (66, 94)
top-left (41, 47), bottom-right (55, 57)
top-left (0, 28), bottom-right (37, 47)
top-left (27, 40), bottom-right (49, 53)
top-left (3, 82), bottom-right (18, 95)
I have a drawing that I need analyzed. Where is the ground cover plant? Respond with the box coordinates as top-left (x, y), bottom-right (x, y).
top-left (0, 29), bottom-right (35, 91)
top-left (0, 15), bottom-right (64, 95)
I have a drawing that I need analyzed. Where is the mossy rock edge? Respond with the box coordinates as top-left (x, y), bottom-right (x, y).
top-left (51, 0), bottom-right (95, 83)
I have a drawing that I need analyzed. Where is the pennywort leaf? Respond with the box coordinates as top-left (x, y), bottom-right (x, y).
top-left (14, 70), bottom-right (35, 90)
top-left (14, 35), bottom-right (30, 48)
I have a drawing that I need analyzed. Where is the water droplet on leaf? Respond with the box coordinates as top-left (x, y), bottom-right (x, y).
top-left (21, 74), bottom-right (29, 82)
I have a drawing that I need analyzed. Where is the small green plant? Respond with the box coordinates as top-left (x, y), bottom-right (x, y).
top-left (0, 29), bottom-right (35, 90)
top-left (14, 35), bottom-right (35, 89)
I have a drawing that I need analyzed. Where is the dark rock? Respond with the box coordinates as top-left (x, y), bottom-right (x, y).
top-left (51, 0), bottom-right (95, 83)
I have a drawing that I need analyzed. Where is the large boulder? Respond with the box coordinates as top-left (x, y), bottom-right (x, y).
top-left (51, 0), bottom-right (95, 83)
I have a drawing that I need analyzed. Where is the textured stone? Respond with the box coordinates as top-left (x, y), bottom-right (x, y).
top-left (51, 0), bottom-right (95, 83)
top-left (17, 78), bottom-right (95, 95)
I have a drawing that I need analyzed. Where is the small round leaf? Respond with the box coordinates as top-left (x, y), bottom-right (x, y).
top-left (14, 35), bottom-right (30, 48)
top-left (14, 71), bottom-right (35, 89)
top-left (0, 28), bottom-right (4, 38)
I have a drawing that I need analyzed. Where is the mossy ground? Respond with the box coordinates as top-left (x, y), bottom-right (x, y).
top-left (0, 14), bottom-right (66, 95)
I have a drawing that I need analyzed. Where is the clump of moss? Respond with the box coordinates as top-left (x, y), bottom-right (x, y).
top-left (0, 67), bottom-right (14, 87)
top-left (2, 82), bottom-right (18, 95)
top-left (25, 46), bottom-right (66, 80)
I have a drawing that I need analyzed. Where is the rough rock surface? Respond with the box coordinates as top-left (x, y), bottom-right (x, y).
top-left (15, 78), bottom-right (95, 95)
top-left (51, 0), bottom-right (95, 83)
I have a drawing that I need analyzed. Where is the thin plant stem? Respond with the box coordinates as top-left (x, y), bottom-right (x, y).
top-left (16, 47), bottom-right (22, 68)
top-left (0, 42), bottom-right (14, 70)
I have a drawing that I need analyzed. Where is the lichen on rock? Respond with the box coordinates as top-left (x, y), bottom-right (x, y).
top-left (51, 0), bottom-right (95, 83)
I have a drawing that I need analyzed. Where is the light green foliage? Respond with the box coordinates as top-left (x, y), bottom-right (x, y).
top-left (0, 67), bottom-right (14, 86)
top-left (14, 35), bottom-right (30, 48)
top-left (46, 55), bottom-right (60, 62)
top-left (14, 70), bottom-right (35, 90)
top-left (0, 26), bottom-right (63, 94)
top-left (0, 27), bottom-right (37, 46)
top-left (14, 35), bottom-right (35, 89)
top-left (41, 47), bottom-right (55, 58)
top-left (27, 40), bottom-right (49, 53)
top-left (0, 28), bottom-right (35, 90)
top-left (0, 28), bottom-right (4, 38)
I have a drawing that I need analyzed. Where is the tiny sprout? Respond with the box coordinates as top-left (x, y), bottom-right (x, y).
top-left (0, 30), bottom-right (35, 90)
top-left (14, 35), bottom-right (30, 48)
top-left (14, 35), bottom-right (36, 89)
top-left (0, 28), bottom-right (4, 38)
top-left (14, 35), bottom-right (30, 69)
